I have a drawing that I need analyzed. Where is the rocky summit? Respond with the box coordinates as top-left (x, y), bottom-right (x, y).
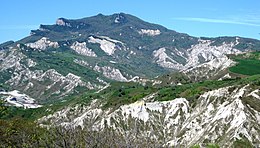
top-left (1, 13), bottom-right (260, 147)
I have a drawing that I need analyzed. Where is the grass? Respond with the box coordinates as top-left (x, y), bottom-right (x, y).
top-left (229, 52), bottom-right (260, 75)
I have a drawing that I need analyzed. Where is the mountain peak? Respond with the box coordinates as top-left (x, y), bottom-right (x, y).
top-left (56, 18), bottom-right (71, 27)
top-left (113, 13), bottom-right (127, 24)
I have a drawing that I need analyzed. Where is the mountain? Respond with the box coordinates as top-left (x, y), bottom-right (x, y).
top-left (1, 13), bottom-right (260, 103)
top-left (17, 13), bottom-right (260, 77)
top-left (1, 13), bottom-right (260, 147)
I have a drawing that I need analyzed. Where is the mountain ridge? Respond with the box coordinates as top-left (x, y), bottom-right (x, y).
top-left (1, 13), bottom-right (260, 147)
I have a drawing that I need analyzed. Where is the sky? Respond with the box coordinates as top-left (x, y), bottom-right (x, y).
top-left (1, 0), bottom-right (260, 43)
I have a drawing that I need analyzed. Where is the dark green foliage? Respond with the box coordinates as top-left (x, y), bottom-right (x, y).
top-left (191, 144), bottom-right (220, 148)
top-left (0, 100), bottom-right (9, 118)
top-left (102, 82), bottom-right (155, 109)
top-left (230, 59), bottom-right (260, 75)
top-left (0, 106), bottom-right (48, 120)
top-left (155, 72), bottom-right (191, 87)
top-left (0, 118), bottom-right (46, 147)
top-left (0, 118), bottom-right (162, 147)
top-left (0, 40), bottom-right (14, 49)
top-left (0, 102), bottom-right (52, 120)
top-left (155, 74), bottom-right (260, 104)
top-left (155, 79), bottom-right (235, 102)
top-left (0, 71), bottom-right (12, 85)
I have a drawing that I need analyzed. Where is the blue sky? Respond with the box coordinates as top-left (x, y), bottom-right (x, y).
top-left (1, 0), bottom-right (260, 43)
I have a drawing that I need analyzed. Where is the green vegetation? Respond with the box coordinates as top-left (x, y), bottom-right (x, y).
top-left (0, 40), bottom-right (14, 49)
top-left (0, 117), bottom-right (161, 147)
top-left (229, 52), bottom-right (260, 75)
top-left (190, 144), bottom-right (220, 148)
top-left (0, 71), bottom-right (12, 85)
top-left (93, 74), bottom-right (260, 109)
top-left (191, 144), bottom-right (201, 148)
top-left (0, 118), bottom-right (46, 147)
top-left (21, 47), bottom-right (103, 83)
top-left (0, 82), bottom-right (9, 90)
top-left (3, 73), bottom-right (260, 122)
top-left (155, 72), bottom-right (191, 86)
top-left (0, 101), bottom-right (58, 121)
top-left (101, 82), bottom-right (155, 109)
top-left (155, 75), bottom-right (258, 102)
top-left (232, 137), bottom-right (253, 148)
top-left (242, 96), bottom-right (260, 112)
top-left (206, 143), bottom-right (220, 148)
top-left (0, 90), bottom-right (96, 121)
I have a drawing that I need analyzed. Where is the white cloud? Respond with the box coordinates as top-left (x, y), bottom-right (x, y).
top-left (175, 17), bottom-right (260, 27)
top-left (0, 25), bottom-right (38, 30)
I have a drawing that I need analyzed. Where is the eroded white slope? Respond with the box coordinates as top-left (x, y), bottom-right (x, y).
top-left (70, 41), bottom-right (97, 57)
top-left (39, 84), bottom-right (260, 147)
top-left (153, 48), bottom-right (184, 69)
top-left (26, 37), bottom-right (59, 50)
top-left (94, 65), bottom-right (127, 82)
top-left (0, 48), bottom-right (26, 71)
top-left (184, 39), bottom-right (241, 69)
top-left (88, 36), bottom-right (123, 55)
top-left (0, 90), bottom-right (42, 108)
top-left (184, 56), bottom-right (236, 80)
top-left (168, 85), bottom-right (255, 147)
top-left (153, 39), bottom-right (241, 72)
top-left (138, 29), bottom-right (161, 36)
top-left (0, 47), bottom-right (98, 99)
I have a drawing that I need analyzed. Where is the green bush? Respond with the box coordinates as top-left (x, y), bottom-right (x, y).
top-left (206, 143), bottom-right (220, 148)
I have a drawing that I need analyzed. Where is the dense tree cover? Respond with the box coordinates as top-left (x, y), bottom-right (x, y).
top-left (0, 117), bottom-right (163, 148)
